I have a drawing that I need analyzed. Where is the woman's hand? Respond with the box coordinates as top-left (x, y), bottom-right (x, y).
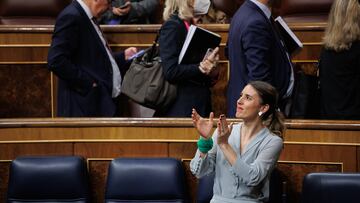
top-left (192, 108), bottom-right (214, 139)
top-left (199, 47), bottom-right (220, 75)
top-left (217, 114), bottom-right (233, 147)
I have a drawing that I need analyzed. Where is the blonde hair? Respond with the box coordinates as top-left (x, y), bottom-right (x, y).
top-left (323, 0), bottom-right (360, 51)
top-left (163, 0), bottom-right (194, 21)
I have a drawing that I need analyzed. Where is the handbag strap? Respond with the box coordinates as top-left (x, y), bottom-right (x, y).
top-left (147, 31), bottom-right (160, 63)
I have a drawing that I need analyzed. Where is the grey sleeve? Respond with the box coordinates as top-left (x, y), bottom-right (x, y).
top-left (190, 133), bottom-right (219, 178)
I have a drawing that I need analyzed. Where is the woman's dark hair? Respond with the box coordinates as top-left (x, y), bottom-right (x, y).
top-left (248, 81), bottom-right (285, 138)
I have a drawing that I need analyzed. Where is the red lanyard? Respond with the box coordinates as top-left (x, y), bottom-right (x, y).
top-left (183, 20), bottom-right (190, 31)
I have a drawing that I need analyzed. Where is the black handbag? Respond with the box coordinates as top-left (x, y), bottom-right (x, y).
top-left (290, 63), bottom-right (321, 119)
top-left (121, 34), bottom-right (177, 110)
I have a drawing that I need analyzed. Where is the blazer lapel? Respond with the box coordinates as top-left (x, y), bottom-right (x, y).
top-left (73, 1), bottom-right (110, 58)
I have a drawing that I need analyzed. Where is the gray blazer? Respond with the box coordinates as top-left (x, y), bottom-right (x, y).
top-left (190, 123), bottom-right (283, 203)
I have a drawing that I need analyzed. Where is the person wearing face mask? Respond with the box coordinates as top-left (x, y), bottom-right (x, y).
top-left (48, 0), bottom-right (137, 117)
top-left (155, 0), bottom-right (220, 117)
top-left (192, 0), bottom-right (211, 24)
top-left (190, 81), bottom-right (284, 203)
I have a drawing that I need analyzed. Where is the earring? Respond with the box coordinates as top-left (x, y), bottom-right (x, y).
top-left (258, 111), bottom-right (263, 116)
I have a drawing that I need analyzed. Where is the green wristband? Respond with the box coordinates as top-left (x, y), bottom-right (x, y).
top-left (197, 137), bottom-right (213, 153)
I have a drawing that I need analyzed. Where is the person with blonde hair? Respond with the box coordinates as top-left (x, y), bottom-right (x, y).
top-left (155, 0), bottom-right (219, 117)
top-left (190, 81), bottom-right (284, 203)
top-left (319, 0), bottom-right (360, 119)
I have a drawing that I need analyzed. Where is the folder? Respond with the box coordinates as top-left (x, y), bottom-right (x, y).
top-left (178, 25), bottom-right (221, 64)
top-left (274, 16), bottom-right (303, 55)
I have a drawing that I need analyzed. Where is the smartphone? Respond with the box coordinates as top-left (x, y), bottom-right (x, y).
top-left (202, 48), bottom-right (214, 62)
top-left (128, 49), bottom-right (145, 60)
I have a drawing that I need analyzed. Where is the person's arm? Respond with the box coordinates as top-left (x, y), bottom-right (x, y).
top-left (159, 19), bottom-right (206, 83)
top-left (190, 109), bottom-right (217, 177)
top-left (190, 133), bottom-right (218, 178)
top-left (242, 19), bottom-right (273, 83)
top-left (113, 47), bottom-right (137, 76)
top-left (217, 115), bottom-right (237, 164)
top-left (47, 13), bottom-right (95, 95)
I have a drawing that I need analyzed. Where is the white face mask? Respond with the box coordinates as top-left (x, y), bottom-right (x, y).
top-left (193, 0), bottom-right (211, 16)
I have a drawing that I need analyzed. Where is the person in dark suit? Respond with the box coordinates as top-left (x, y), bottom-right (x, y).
top-left (155, 0), bottom-right (219, 117)
top-left (319, 0), bottom-right (360, 119)
top-left (48, 0), bottom-right (137, 117)
top-left (226, 0), bottom-right (293, 118)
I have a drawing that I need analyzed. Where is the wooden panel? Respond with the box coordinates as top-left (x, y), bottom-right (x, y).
top-left (285, 129), bottom-right (360, 143)
top-left (0, 31), bottom-right (53, 44)
top-left (0, 161), bottom-right (11, 203)
top-left (0, 47), bottom-right (49, 62)
top-left (0, 143), bottom-right (73, 159)
top-left (293, 45), bottom-right (323, 61)
top-left (183, 160), bottom-right (198, 203)
top-left (280, 144), bottom-right (357, 171)
top-left (169, 142), bottom-right (197, 159)
top-left (211, 62), bottom-right (229, 116)
top-left (0, 64), bottom-right (51, 118)
top-left (294, 30), bottom-right (324, 43)
top-left (0, 126), bottom-right (197, 141)
top-left (88, 159), bottom-right (110, 203)
top-left (75, 143), bottom-right (168, 158)
top-left (277, 162), bottom-right (341, 203)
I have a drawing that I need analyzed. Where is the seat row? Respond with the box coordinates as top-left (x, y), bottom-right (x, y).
top-left (6, 156), bottom-right (360, 203)
top-left (6, 156), bottom-right (187, 203)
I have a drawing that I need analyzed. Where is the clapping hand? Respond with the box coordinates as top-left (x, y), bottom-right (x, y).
top-left (192, 108), bottom-right (214, 139)
top-left (217, 114), bottom-right (233, 146)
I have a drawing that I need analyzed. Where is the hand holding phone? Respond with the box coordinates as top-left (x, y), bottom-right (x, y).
top-left (128, 49), bottom-right (145, 60)
top-left (202, 48), bottom-right (213, 62)
top-left (119, 1), bottom-right (131, 9)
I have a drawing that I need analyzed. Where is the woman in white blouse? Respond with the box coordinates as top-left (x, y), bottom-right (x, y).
top-left (190, 81), bottom-right (284, 203)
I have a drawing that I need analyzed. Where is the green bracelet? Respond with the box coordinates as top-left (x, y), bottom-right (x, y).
top-left (197, 137), bottom-right (213, 153)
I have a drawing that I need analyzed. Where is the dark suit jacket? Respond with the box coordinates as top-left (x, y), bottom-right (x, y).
top-left (48, 1), bottom-right (127, 117)
top-left (226, 0), bottom-right (291, 117)
top-left (156, 14), bottom-right (212, 117)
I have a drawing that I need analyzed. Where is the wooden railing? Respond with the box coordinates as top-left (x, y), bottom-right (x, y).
top-left (0, 23), bottom-right (326, 118)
